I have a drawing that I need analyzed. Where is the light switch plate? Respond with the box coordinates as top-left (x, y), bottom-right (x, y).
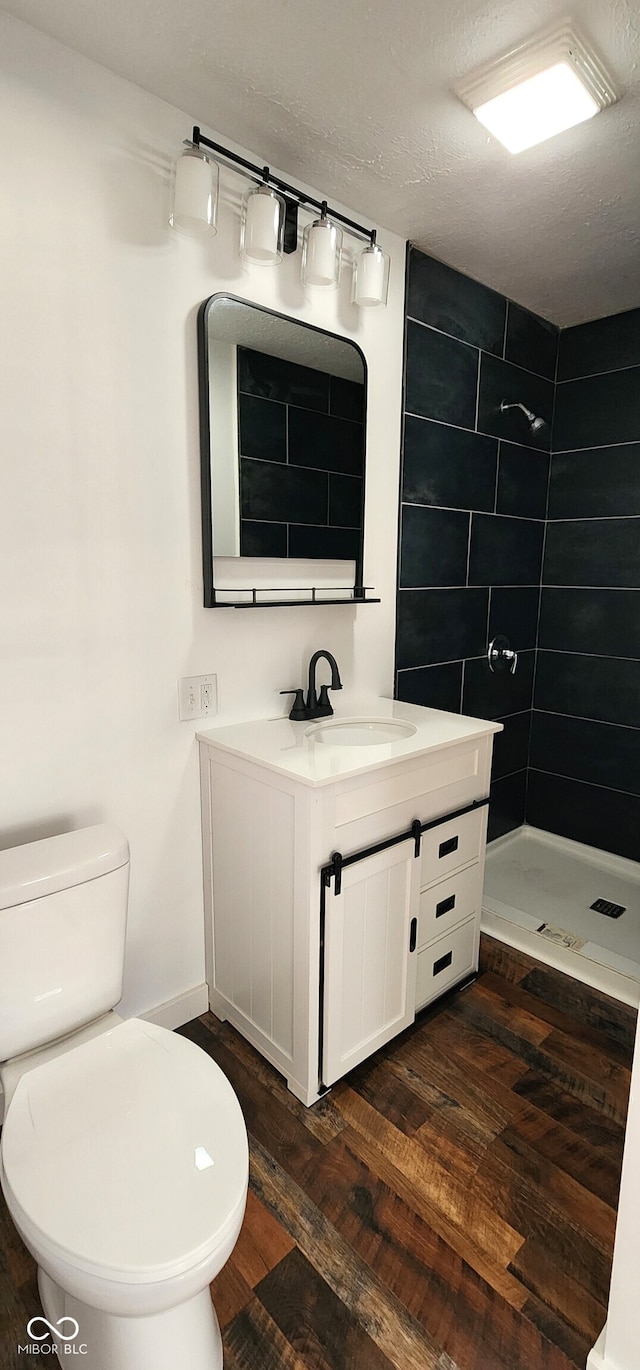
top-left (178, 674), bottom-right (218, 721)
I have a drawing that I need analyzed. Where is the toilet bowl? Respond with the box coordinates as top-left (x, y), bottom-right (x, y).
top-left (0, 826), bottom-right (249, 1370)
top-left (1, 1019), bottom-right (248, 1368)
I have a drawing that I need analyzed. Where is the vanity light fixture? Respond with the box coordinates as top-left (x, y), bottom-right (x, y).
top-left (301, 203), bottom-right (342, 289)
top-left (457, 21), bottom-right (618, 153)
top-left (240, 171), bottom-right (286, 265)
top-left (352, 232), bottom-right (390, 308)
top-left (169, 126), bottom-right (389, 305)
top-left (169, 144), bottom-right (219, 235)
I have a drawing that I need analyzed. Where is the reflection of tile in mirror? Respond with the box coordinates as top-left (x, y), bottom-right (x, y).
top-left (288, 408), bottom-right (364, 476)
top-left (238, 394), bottom-right (286, 463)
top-left (238, 347), bottom-right (329, 411)
top-left (240, 458), bottom-right (327, 525)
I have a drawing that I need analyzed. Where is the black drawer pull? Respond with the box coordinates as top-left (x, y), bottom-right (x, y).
top-left (409, 917), bottom-right (417, 953)
top-left (433, 949), bottom-right (453, 976)
top-left (439, 834), bottom-right (459, 859)
top-left (436, 893), bottom-right (456, 919)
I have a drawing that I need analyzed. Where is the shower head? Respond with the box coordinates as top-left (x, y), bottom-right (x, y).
top-left (500, 400), bottom-right (546, 434)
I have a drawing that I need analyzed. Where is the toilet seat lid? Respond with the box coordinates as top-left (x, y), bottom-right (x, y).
top-left (1, 1019), bottom-right (248, 1284)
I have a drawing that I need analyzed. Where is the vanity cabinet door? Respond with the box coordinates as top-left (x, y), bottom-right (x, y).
top-left (322, 838), bottom-right (419, 1088)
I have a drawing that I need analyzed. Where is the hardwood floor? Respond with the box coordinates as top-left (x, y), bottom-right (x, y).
top-left (0, 935), bottom-right (635, 1369)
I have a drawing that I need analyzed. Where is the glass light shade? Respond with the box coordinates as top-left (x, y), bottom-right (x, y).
top-left (240, 184), bottom-right (285, 264)
top-left (473, 61), bottom-right (600, 153)
top-left (301, 217), bottom-right (342, 289)
top-left (169, 146), bottom-right (218, 235)
top-left (352, 243), bottom-right (390, 307)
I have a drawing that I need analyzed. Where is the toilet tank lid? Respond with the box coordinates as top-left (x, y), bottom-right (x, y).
top-left (0, 825), bottom-right (129, 910)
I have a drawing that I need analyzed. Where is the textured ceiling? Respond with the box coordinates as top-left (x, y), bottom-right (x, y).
top-left (4, 0), bottom-right (640, 325)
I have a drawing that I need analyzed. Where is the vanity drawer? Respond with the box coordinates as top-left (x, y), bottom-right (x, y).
top-left (415, 917), bottom-right (478, 1011)
top-left (420, 806), bottom-right (484, 888)
top-left (417, 862), bottom-right (481, 948)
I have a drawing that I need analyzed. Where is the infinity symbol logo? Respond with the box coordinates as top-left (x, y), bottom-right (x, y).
top-left (27, 1316), bottom-right (80, 1341)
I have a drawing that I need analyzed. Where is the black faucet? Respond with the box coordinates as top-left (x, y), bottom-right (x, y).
top-left (280, 650), bottom-right (342, 720)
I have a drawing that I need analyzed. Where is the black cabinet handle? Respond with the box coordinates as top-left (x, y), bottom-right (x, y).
top-left (433, 949), bottom-right (453, 976)
top-left (409, 917), bottom-right (417, 953)
top-left (439, 834), bottom-right (459, 859)
top-left (436, 893), bottom-right (456, 919)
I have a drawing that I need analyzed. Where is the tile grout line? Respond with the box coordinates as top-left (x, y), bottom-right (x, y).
top-left (407, 313), bottom-right (556, 383)
top-left (527, 765), bottom-right (640, 802)
top-left (556, 357), bottom-right (640, 384)
top-left (404, 407), bottom-right (549, 452)
top-left (532, 705), bottom-right (640, 734)
top-left (401, 497), bottom-right (545, 524)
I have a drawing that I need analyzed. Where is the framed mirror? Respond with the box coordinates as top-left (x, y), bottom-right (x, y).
top-left (197, 294), bottom-right (371, 608)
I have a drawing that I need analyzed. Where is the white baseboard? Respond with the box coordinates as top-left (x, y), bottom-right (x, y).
top-left (587, 1324), bottom-right (606, 1369)
top-left (140, 983), bottom-right (209, 1030)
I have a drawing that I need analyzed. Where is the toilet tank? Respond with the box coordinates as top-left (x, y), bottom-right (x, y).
top-left (0, 825), bottom-right (130, 1061)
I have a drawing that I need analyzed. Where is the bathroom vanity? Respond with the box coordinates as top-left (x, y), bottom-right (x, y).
top-left (198, 700), bottom-right (500, 1104)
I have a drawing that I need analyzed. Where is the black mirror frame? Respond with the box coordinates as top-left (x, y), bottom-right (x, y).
top-left (197, 293), bottom-right (370, 609)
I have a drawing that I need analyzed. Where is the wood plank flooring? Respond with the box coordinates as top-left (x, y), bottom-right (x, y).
top-left (0, 935), bottom-right (635, 1369)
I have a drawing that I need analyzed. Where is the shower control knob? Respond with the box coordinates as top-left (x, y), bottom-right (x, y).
top-left (487, 635), bottom-right (518, 675)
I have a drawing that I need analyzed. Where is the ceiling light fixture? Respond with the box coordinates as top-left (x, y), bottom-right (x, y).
top-left (457, 21), bottom-right (618, 154)
top-left (169, 127), bottom-right (390, 306)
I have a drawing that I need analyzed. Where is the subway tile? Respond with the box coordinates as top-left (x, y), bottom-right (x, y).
top-left (405, 321), bottom-right (478, 428)
top-left (402, 416), bottom-right (497, 512)
top-left (489, 587), bottom-right (541, 650)
top-left (469, 513), bottom-right (544, 586)
top-left (535, 650), bottom-right (640, 728)
top-left (399, 505), bottom-right (470, 588)
top-left (505, 302), bottom-right (558, 381)
top-left (396, 587), bottom-right (488, 669)
top-left (238, 346), bottom-right (329, 410)
top-left (491, 712), bottom-right (532, 782)
top-left (557, 307), bottom-right (640, 381)
top-left (538, 587), bottom-right (640, 659)
top-left (526, 771), bottom-right (640, 863)
top-left (239, 521), bottom-right (287, 557)
top-left (548, 443), bottom-right (640, 519)
top-left (288, 408), bottom-right (363, 477)
top-left (496, 441), bottom-right (549, 520)
top-left (329, 375), bottom-right (365, 422)
top-left (530, 711), bottom-right (640, 798)
top-left (328, 474), bottom-right (362, 528)
top-left (407, 250), bottom-right (506, 355)
top-left (396, 662), bottom-right (463, 713)
top-left (240, 458), bottom-right (327, 526)
top-left (238, 394), bottom-right (287, 463)
top-left (288, 524), bottom-right (360, 559)
top-left (477, 353), bottom-right (552, 451)
top-left (488, 771), bottom-right (527, 841)
top-left (554, 367), bottom-right (640, 451)
top-left (462, 651), bottom-right (535, 720)
top-left (543, 518), bottom-right (640, 588)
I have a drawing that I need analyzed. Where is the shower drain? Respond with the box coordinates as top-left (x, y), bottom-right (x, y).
top-left (590, 898), bottom-right (626, 919)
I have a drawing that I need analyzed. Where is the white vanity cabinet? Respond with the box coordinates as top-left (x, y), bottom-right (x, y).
top-left (198, 700), bottom-right (500, 1105)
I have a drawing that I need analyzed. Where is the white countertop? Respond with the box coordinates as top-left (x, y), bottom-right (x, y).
top-left (197, 697), bottom-right (502, 788)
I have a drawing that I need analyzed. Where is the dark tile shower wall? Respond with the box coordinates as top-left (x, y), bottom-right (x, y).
top-left (237, 347), bottom-right (364, 559)
top-left (531, 307), bottom-right (640, 862)
top-left (396, 249), bottom-right (556, 841)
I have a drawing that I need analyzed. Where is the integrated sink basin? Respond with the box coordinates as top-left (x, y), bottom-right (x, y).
top-left (305, 717), bottom-right (418, 747)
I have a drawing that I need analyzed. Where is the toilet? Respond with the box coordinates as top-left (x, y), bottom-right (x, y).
top-left (0, 824), bottom-right (248, 1370)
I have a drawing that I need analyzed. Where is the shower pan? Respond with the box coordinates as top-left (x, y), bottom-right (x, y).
top-left (483, 825), bottom-right (640, 1007)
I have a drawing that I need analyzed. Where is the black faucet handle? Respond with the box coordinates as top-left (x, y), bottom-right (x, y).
top-left (315, 684), bottom-right (335, 718)
top-left (279, 689), bottom-right (307, 721)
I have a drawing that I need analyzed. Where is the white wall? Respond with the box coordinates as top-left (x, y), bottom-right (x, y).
top-left (588, 1008), bottom-right (640, 1370)
top-left (0, 13), bottom-right (406, 1019)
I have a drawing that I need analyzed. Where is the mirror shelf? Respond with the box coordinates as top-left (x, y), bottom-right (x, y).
top-left (210, 586), bottom-right (380, 609)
